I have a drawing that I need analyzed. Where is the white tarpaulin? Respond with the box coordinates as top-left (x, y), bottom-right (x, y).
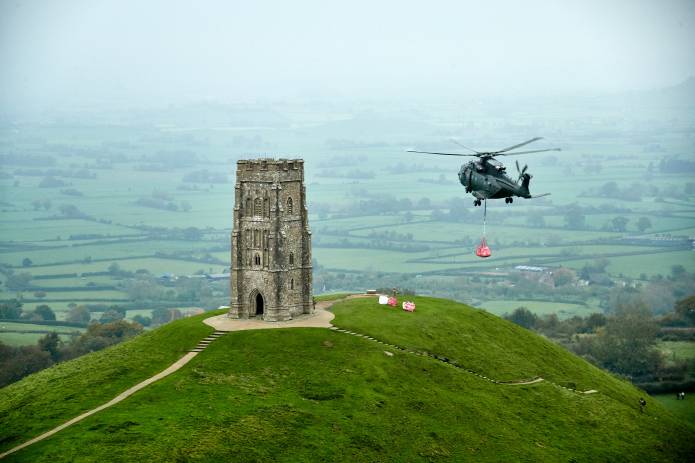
top-left (378, 295), bottom-right (389, 305)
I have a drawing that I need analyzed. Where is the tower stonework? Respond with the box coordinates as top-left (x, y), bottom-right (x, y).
top-left (229, 158), bottom-right (313, 321)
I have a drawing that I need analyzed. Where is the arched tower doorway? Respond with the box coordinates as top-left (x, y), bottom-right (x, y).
top-left (254, 292), bottom-right (264, 316)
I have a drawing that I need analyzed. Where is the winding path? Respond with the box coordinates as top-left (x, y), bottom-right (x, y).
top-left (0, 294), bottom-right (596, 460)
top-left (0, 353), bottom-right (199, 460)
top-left (0, 331), bottom-right (227, 460)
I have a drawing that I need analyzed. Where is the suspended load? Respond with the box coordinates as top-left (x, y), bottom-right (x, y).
top-left (476, 237), bottom-right (491, 258)
top-left (475, 198), bottom-right (491, 258)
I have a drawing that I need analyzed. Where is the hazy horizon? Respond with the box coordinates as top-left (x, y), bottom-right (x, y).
top-left (2, 0), bottom-right (695, 114)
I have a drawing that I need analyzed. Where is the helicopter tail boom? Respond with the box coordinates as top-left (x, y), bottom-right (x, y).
top-left (521, 172), bottom-right (532, 193)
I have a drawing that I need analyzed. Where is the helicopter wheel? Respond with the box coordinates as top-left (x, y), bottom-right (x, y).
top-left (505, 197), bottom-right (513, 204)
top-left (474, 199), bottom-right (481, 207)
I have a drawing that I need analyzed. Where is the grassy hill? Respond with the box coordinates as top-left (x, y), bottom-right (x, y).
top-left (1, 296), bottom-right (694, 462)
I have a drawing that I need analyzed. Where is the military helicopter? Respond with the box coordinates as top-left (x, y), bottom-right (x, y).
top-left (407, 137), bottom-right (560, 206)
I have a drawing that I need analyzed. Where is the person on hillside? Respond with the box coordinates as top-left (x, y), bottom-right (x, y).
top-left (639, 397), bottom-right (646, 413)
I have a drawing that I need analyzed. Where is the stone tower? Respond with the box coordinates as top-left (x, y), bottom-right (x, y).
top-left (229, 158), bottom-right (313, 321)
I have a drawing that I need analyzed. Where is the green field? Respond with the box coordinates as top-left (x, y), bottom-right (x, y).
top-left (0, 321), bottom-right (84, 332)
top-left (0, 321), bottom-right (85, 347)
top-left (0, 290), bottom-right (129, 301)
top-left (480, 300), bottom-right (600, 319)
top-left (1, 107), bottom-right (694, 327)
top-left (1, 297), bottom-right (693, 461)
top-left (658, 341), bottom-right (695, 363)
top-left (565, 251), bottom-right (695, 278)
top-left (0, 331), bottom-right (77, 347)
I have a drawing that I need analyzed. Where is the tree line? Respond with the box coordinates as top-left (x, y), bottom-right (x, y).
top-left (0, 320), bottom-right (143, 388)
top-left (504, 296), bottom-right (695, 392)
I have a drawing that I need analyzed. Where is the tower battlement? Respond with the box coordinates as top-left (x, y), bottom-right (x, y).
top-left (235, 159), bottom-right (304, 182)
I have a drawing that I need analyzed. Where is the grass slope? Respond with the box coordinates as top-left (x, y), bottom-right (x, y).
top-left (1, 297), bottom-right (694, 462)
top-left (0, 310), bottom-right (220, 453)
top-left (332, 297), bottom-right (643, 404)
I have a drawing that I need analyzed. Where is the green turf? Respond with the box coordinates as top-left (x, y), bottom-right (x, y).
top-left (0, 310), bottom-right (220, 453)
top-left (653, 394), bottom-right (695, 426)
top-left (330, 296), bottom-right (651, 402)
top-left (1, 298), bottom-right (693, 462)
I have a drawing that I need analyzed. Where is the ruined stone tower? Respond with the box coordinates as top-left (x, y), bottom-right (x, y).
top-left (229, 158), bottom-right (313, 321)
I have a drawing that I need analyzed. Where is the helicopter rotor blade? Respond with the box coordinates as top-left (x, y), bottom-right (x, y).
top-left (448, 138), bottom-right (481, 154)
top-left (406, 149), bottom-right (478, 157)
top-left (493, 148), bottom-right (561, 157)
top-left (494, 137), bottom-right (544, 154)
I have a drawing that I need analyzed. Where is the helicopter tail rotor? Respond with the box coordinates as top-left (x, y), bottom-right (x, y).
top-left (515, 160), bottom-right (529, 183)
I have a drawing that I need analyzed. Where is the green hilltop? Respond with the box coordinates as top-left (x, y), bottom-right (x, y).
top-left (1, 296), bottom-right (694, 462)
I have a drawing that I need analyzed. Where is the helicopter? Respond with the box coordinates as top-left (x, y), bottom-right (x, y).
top-left (407, 137), bottom-right (560, 206)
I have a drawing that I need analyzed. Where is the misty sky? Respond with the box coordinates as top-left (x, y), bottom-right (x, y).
top-left (1, 0), bottom-right (694, 111)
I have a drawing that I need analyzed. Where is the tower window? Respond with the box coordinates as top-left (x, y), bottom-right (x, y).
top-left (287, 197), bottom-right (293, 214)
top-left (245, 198), bottom-right (251, 216)
top-left (289, 253), bottom-right (294, 265)
top-left (254, 198), bottom-right (262, 216)
top-left (254, 253), bottom-right (261, 265)
top-left (290, 278), bottom-right (294, 290)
